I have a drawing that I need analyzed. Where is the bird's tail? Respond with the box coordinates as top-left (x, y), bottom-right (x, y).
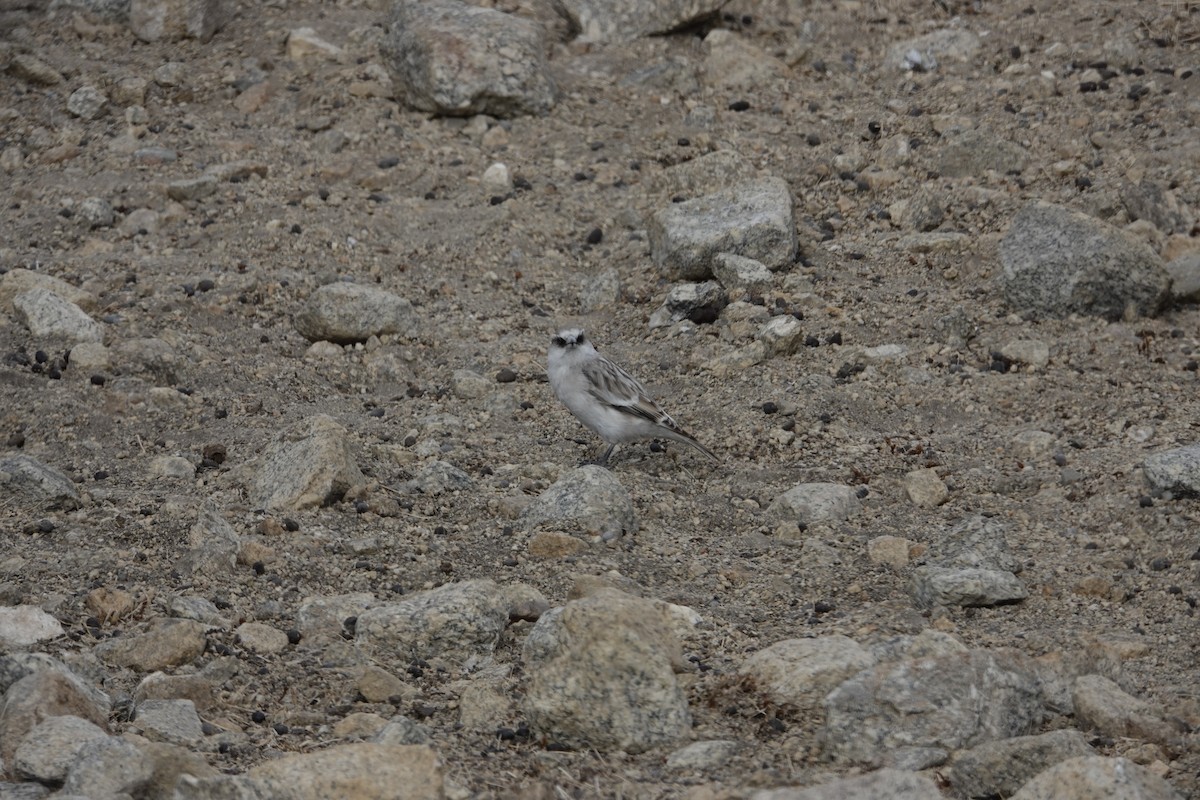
top-left (662, 427), bottom-right (720, 463)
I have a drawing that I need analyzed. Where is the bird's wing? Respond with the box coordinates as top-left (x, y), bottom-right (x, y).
top-left (582, 357), bottom-right (673, 427)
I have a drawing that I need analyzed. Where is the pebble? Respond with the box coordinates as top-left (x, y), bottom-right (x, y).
top-left (93, 618), bottom-right (209, 672)
top-left (947, 729), bottom-right (1095, 799)
top-left (903, 467), bottom-right (948, 507)
top-left (133, 699), bottom-right (204, 746)
top-left (0, 454), bottom-right (82, 510)
top-left (293, 283), bottom-right (419, 344)
top-left (66, 86), bottom-right (107, 120)
top-left (738, 635), bottom-right (875, 710)
top-left (12, 289), bottom-right (103, 344)
top-left (249, 414), bottom-right (365, 512)
top-left (758, 315), bottom-right (804, 357)
top-left (768, 482), bottom-right (861, 526)
top-left (130, 0), bottom-right (229, 42)
top-left (0, 606), bottom-right (64, 649)
top-left (287, 27), bottom-right (343, 60)
top-left (1143, 443), bottom-right (1200, 498)
top-left (1008, 756), bottom-right (1182, 800)
top-left (12, 715), bottom-right (109, 784)
top-left (235, 622), bottom-right (290, 654)
top-left (519, 466), bottom-right (637, 539)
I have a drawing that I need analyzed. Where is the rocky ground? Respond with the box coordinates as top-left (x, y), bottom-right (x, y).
top-left (1, 0), bottom-right (1200, 797)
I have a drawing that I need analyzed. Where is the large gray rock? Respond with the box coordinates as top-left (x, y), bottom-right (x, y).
top-left (0, 268), bottom-right (96, 312)
top-left (294, 283), bottom-right (419, 344)
top-left (381, 0), bottom-right (557, 118)
top-left (61, 735), bottom-right (156, 799)
top-left (822, 649), bottom-right (1044, 765)
top-left (1144, 443), bottom-right (1200, 497)
top-left (519, 465), bottom-right (637, 539)
top-left (249, 414), bottom-right (365, 511)
top-left (1009, 756), bottom-right (1182, 800)
top-left (12, 288), bottom-right (103, 344)
top-left (884, 28), bottom-right (980, 71)
top-left (910, 566), bottom-right (1028, 609)
top-left (937, 129), bottom-right (1029, 178)
top-left (649, 177), bottom-right (797, 280)
top-left (12, 715), bottom-right (109, 783)
top-left (1071, 674), bottom-right (1179, 747)
top-left (0, 606), bottom-right (63, 649)
top-left (355, 579), bottom-right (510, 665)
top-left (561, 0), bottom-right (725, 42)
top-left (947, 729), bottom-right (1095, 799)
top-left (129, 0), bottom-right (227, 42)
top-left (523, 589), bottom-right (691, 753)
top-left (999, 201), bottom-right (1170, 320)
top-left (0, 455), bottom-right (81, 511)
top-left (93, 618), bottom-right (209, 672)
top-left (767, 482), bottom-right (861, 526)
top-left (0, 669), bottom-right (110, 768)
top-left (1166, 252), bottom-right (1200, 302)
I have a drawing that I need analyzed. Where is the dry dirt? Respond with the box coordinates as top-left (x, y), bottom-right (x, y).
top-left (2, 0), bottom-right (1200, 796)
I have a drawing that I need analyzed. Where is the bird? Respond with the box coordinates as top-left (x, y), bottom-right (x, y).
top-left (547, 327), bottom-right (719, 465)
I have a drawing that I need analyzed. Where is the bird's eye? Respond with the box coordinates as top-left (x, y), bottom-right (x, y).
top-left (552, 336), bottom-right (566, 347)
top-left (576, 332), bottom-right (585, 343)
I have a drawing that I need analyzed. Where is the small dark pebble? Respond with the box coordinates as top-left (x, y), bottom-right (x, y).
top-left (36, 519), bottom-right (54, 533)
top-left (251, 710), bottom-right (267, 724)
top-left (201, 722), bottom-right (222, 736)
top-left (252, 561), bottom-right (265, 575)
top-left (496, 368), bottom-right (517, 383)
top-left (272, 723), bottom-right (289, 735)
top-left (413, 703), bottom-right (437, 719)
top-left (1184, 360), bottom-right (1198, 372)
top-left (1149, 557), bottom-right (1171, 571)
top-left (353, 500), bottom-right (369, 514)
top-left (6, 431), bottom-right (25, 447)
top-left (677, 138), bottom-right (690, 147)
top-left (34, 350), bottom-right (47, 364)
top-left (1075, 176), bottom-right (1093, 189)
top-left (649, 441), bottom-right (665, 453)
top-left (804, 335), bottom-right (820, 348)
top-left (197, 279), bottom-right (215, 292)
top-left (93, 470), bottom-right (108, 481)
top-left (489, 195), bottom-right (506, 206)
top-left (90, 374), bottom-right (106, 386)
top-left (46, 367), bottom-right (60, 380)
top-left (805, 133), bottom-right (821, 147)
top-left (289, 224), bottom-right (302, 234)
top-left (585, 227), bottom-right (603, 245)
top-left (283, 517), bottom-right (300, 532)
top-left (573, 172), bottom-right (590, 181)
top-left (1080, 81), bottom-right (1099, 92)
top-left (855, 487), bottom-right (869, 499)
top-left (378, 156), bottom-right (400, 169)
top-left (728, 99), bottom-right (751, 112)
top-left (1138, 495), bottom-right (1154, 508)
top-left (813, 600), bottom-right (835, 613)
top-left (502, 556), bottom-right (519, 567)
top-left (762, 402), bottom-right (778, 414)
top-left (404, 435), bottom-right (418, 447)
top-left (343, 616), bottom-right (358, 633)
top-left (827, 332), bottom-right (842, 345)
top-left (1053, 453), bottom-right (1067, 466)
top-left (368, 407), bottom-right (385, 418)
top-left (286, 629), bottom-right (301, 645)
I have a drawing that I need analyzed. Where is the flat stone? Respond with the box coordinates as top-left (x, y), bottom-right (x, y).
top-left (0, 606), bottom-right (64, 649)
top-left (13, 288), bottom-right (103, 344)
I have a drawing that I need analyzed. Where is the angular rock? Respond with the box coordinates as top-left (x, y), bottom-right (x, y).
top-left (12, 715), bottom-right (109, 783)
top-left (250, 414), bottom-right (365, 511)
top-left (704, 29), bottom-right (788, 90)
top-left (768, 483), bottom-right (861, 526)
top-left (911, 566), bottom-right (1028, 609)
top-left (110, 337), bottom-right (179, 384)
top-left (167, 175), bottom-right (218, 202)
top-left (658, 151), bottom-right (756, 198)
top-left (999, 201), bottom-right (1170, 320)
top-left (758, 315), bottom-right (804, 357)
top-left (66, 85), bottom-right (107, 120)
top-left (1165, 252), bottom-right (1200, 302)
top-left (650, 280), bottom-right (727, 327)
top-left (523, 589), bottom-right (690, 753)
top-left (666, 739), bottom-right (741, 772)
top-left (561, 0), bottom-right (723, 42)
top-left (77, 196), bottom-right (115, 229)
top-left (7, 53), bottom-right (63, 86)
top-left (1143, 443), bottom-right (1200, 498)
top-left (738, 636), bottom-right (875, 711)
top-left (294, 282), bottom-right (419, 344)
top-left (236, 622), bottom-right (289, 655)
top-left (884, 28), bottom-right (980, 71)
top-left (0, 606), bottom-right (63, 649)
top-left (94, 618), bottom-right (209, 671)
top-left (822, 649), bottom-right (1044, 765)
top-left (13, 288), bottom-right (103, 344)
top-left (129, 0), bottom-right (227, 42)
top-left (371, 716), bottom-right (432, 746)
top-left (519, 465), bottom-right (637, 539)
top-left (1121, 180), bottom-right (1193, 236)
top-left (999, 339), bottom-right (1051, 370)
top-left (0, 268), bottom-right (96, 313)
top-left (1009, 756), bottom-right (1182, 800)
top-left (403, 460), bottom-right (475, 495)
top-left (381, 0), bottom-right (557, 118)
top-left (0, 669), bottom-right (110, 768)
top-left (947, 729), bottom-right (1095, 800)
top-left (650, 177), bottom-right (797, 280)
top-left (287, 26), bottom-right (343, 61)
top-left (752, 769), bottom-right (943, 799)
top-left (0, 455), bottom-right (81, 511)
top-left (903, 467), bottom-right (948, 507)
top-left (297, 592), bottom-right (379, 643)
top-left (355, 579), bottom-right (509, 665)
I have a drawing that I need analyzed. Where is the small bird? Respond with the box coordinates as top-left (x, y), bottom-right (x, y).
top-left (547, 328), bottom-right (719, 465)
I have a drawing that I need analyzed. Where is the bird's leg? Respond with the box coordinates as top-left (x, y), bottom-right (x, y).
top-left (582, 443), bottom-right (615, 467)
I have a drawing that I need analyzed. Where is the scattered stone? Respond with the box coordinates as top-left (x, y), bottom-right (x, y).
top-left (738, 636), bottom-right (875, 710)
top-left (12, 288), bottom-right (104, 344)
top-left (560, 0), bottom-right (724, 42)
top-left (150, 455), bottom-right (194, 479)
top-left (355, 579), bottom-right (510, 665)
top-left (0, 268), bottom-right (96, 313)
top-left (528, 530), bottom-right (589, 558)
top-left (767, 483), bottom-right (861, 527)
top-left (713, 253), bottom-right (773, 294)
top-left (249, 414), bottom-right (366, 511)
top-left (94, 618), bottom-right (209, 671)
top-left (297, 593), bottom-right (379, 643)
top-left (657, 151), bottom-right (756, 198)
top-left (1143, 444), bottom-right (1200, 497)
top-left (822, 649), bottom-right (1044, 765)
top-left (903, 467), bottom-right (948, 507)
top-left (580, 267), bottom-right (620, 311)
top-left (481, 162), bottom-right (512, 193)
top-left (12, 714), bottom-right (109, 784)
top-left (890, 187), bottom-right (945, 231)
top-left (649, 280), bottom-right (727, 327)
top-left (1000, 201), bottom-right (1170, 320)
top-left (1072, 674), bottom-right (1179, 747)
top-left (380, 0), bottom-right (557, 117)
top-left (294, 283), bottom-right (419, 344)
top-left (649, 177), bottom-right (798, 280)
top-left (129, 0), bottom-right (228, 42)
top-left (403, 460), bottom-right (475, 495)
top-left (452, 368), bottom-right (491, 399)
top-left (523, 589), bottom-right (691, 753)
top-left (999, 339), bottom-right (1051, 369)
top-left (1121, 180), bottom-right (1193, 236)
top-left (134, 671), bottom-right (218, 714)
top-left (7, 53), bottom-right (63, 86)
top-left (67, 85), bottom-right (108, 120)
top-left (371, 716), bottom-right (433, 746)
top-left (205, 160), bottom-right (268, 182)
top-left (77, 196), bottom-right (115, 229)
top-left (1009, 756), bottom-right (1182, 800)
top-left (666, 740), bottom-right (741, 772)
top-left (868, 535), bottom-right (918, 568)
top-left (0, 455), bottom-right (82, 510)
top-left (168, 595), bottom-right (232, 628)
top-left (0, 606), bottom-right (64, 649)
top-left (133, 699), bottom-right (204, 746)
top-left (752, 769), bottom-right (943, 799)
top-left (948, 729), bottom-right (1095, 799)
top-left (519, 466), bottom-right (637, 539)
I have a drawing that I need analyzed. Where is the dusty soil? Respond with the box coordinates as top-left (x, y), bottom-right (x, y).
top-left (2, 0), bottom-right (1200, 796)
